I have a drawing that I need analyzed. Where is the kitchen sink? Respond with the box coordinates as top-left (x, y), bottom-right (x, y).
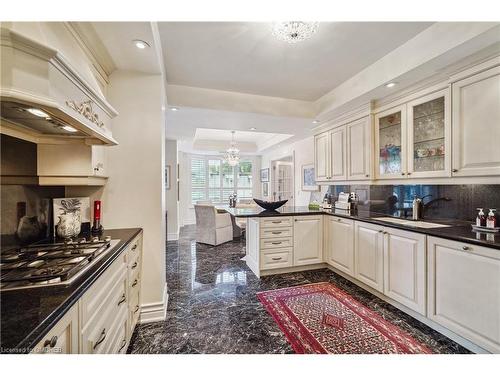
top-left (373, 217), bottom-right (451, 228)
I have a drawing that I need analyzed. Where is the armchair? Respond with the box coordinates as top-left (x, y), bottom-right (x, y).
top-left (194, 204), bottom-right (233, 246)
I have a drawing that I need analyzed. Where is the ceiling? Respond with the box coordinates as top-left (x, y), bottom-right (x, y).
top-left (158, 22), bottom-right (433, 101)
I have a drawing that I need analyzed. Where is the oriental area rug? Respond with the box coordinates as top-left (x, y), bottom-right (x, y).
top-left (257, 282), bottom-right (432, 354)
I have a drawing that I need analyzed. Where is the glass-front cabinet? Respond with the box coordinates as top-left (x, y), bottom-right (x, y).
top-left (407, 89), bottom-right (450, 178)
top-left (375, 105), bottom-right (407, 179)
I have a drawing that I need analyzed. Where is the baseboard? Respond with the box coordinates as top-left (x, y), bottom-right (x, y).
top-left (139, 283), bottom-right (168, 324)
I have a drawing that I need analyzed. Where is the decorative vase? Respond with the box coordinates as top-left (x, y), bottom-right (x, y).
top-left (56, 212), bottom-right (82, 239)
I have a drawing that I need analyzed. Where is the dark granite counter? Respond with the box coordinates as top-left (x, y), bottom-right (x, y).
top-left (224, 206), bottom-right (500, 250)
top-left (0, 228), bottom-right (142, 353)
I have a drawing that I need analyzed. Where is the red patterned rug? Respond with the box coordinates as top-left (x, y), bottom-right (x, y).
top-left (257, 282), bottom-right (432, 354)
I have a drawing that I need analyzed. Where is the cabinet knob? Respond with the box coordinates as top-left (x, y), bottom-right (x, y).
top-left (43, 336), bottom-right (58, 348)
top-left (401, 172), bottom-right (405, 176)
top-left (365, 174), bottom-right (369, 177)
top-left (452, 169), bottom-right (458, 173)
top-left (407, 172), bottom-right (412, 175)
top-left (462, 245), bottom-right (471, 251)
top-left (378, 230), bottom-right (383, 233)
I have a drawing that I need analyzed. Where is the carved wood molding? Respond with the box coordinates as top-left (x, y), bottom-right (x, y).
top-left (66, 100), bottom-right (104, 128)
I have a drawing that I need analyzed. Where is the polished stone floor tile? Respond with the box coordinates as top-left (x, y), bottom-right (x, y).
top-left (127, 225), bottom-right (469, 354)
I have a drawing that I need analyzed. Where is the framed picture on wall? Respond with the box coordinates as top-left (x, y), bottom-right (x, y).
top-left (166, 165), bottom-right (171, 190)
top-left (301, 164), bottom-right (319, 191)
top-left (260, 168), bottom-right (269, 182)
top-left (262, 182), bottom-right (269, 197)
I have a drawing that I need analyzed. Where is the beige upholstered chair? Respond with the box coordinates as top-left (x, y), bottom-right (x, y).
top-left (194, 204), bottom-right (233, 246)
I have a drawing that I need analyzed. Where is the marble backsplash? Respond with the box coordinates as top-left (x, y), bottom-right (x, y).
top-left (315, 184), bottom-right (500, 221)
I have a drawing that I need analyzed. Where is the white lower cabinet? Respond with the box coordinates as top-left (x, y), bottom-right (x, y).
top-left (325, 216), bottom-right (354, 276)
top-left (383, 227), bottom-right (426, 315)
top-left (353, 221), bottom-right (384, 293)
top-left (427, 236), bottom-right (500, 353)
top-left (293, 216), bottom-right (323, 266)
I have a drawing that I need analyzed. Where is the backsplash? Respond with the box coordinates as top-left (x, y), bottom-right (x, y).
top-left (317, 184), bottom-right (500, 221)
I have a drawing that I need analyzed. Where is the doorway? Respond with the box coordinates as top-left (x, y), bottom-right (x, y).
top-left (271, 155), bottom-right (294, 206)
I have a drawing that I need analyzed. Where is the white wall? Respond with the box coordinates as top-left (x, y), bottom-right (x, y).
top-left (104, 70), bottom-right (167, 322)
top-left (261, 136), bottom-right (327, 207)
top-left (165, 139), bottom-right (179, 240)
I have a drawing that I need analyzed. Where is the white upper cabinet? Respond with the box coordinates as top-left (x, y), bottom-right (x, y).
top-left (329, 126), bottom-right (347, 180)
top-left (407, 89), bottom-right (451, 178)
top-left (293, 216), bottom-right (323, 266)
top-left (374, 105), bottom-right (407, 179)
top-left (314, 132), bottom-right (331, 182)
top-left (347, 116), bottom-right (372, 180)
top-left (452, 65), bottom-right (500, 177)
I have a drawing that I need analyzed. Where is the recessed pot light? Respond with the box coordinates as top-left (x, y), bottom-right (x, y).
top-left (385, 82), bottom-right (397, 88)
top-left (62, 125), bottom-right (78, 133)
top-left (133, 40), bottom-right (150, 49)
top-left (249, 127), bottom-right (257, 131)
top-left (170, 107), bottom-right (179, 111)
top-left (26, 108), bottom-right (49, 118)
top-left (312, 120), bottom-right (319, 124)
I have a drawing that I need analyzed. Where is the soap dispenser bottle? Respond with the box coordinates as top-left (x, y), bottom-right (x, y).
top-left (486, 208), bottom-right (497, 228)
top-left (476, 208), bottom-right (486, 226)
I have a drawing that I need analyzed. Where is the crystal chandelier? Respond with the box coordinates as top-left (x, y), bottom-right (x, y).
top-left (272, 22), bottom-right (319, 44)
top-left (224, 131), bottom-right (240, 166)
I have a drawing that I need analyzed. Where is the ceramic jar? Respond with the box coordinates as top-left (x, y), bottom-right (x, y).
top-left (56, 212), bottom-right (81, 238)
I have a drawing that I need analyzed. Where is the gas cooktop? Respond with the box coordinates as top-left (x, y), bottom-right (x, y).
top-left (0, 237), bottom-right (120, 291)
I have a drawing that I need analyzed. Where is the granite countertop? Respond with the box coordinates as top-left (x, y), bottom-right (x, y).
top-left (0, 228), bottom-right (142, 353)
top-left (224, 206), bottom-right (500, 250)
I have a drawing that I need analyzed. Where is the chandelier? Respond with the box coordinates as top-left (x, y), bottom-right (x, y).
top-left (272, 22), bottom-right (319, 44)
top-left (224, 131), bottom-right (240, 166)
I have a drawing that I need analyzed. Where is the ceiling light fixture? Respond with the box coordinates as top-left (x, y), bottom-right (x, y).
top-left (223, 131), bottom-right (240, 166)
top-left (133, 40), bottom-right (150, 49)
top-left (312, 120), bottom-right (319, 124)
top-left (272, 22), bottom-right (319, 44)
top-left (26, 108), bottom-right (49, 118)
top-left (170, 107), bottom-right (179, 111)
top-left (385, 82), bottom-right (397, 88)
top-left (249, 127), bottom-right (257, 131)
top-left (61, 125), bottom-right (78, 133)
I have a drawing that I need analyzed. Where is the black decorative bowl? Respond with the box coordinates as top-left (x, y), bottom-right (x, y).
top-left (253, 198), bottom-right (288, 211)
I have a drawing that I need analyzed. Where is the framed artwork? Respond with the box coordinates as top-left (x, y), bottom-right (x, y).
top-left (301, 164), bottom-right (319, 191)
top-left (262, 182), bottom-right (269, 197)
top-left (260, 168), bottom-right (269, 182)
top-left (166, 165), bottom-right (171, 190)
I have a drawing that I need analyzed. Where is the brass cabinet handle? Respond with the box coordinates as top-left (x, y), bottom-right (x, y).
top-left (117, 293), bottom-right (126, 306)
top-left (132, 279), bottom-right (138, 288)
top-left (131, 244), bottom-right (137, 251)
top-left (271, 241), bottom-right (282, 245)
top-left (271, 257), bottom-right (282, 261)
top-left (119, 339), bottom-right (127, 352)
top-left (134, 305), bottom-right (140, 314)
top-left (131, 262), bottom-right (138, 269)
top-left (93, 329), bottom-right (106, 350)
top-left (43, 336), bottom-right (58, 348)
top-left (271, 221), bottom-right (282, 224)
top-left (271, 231), bottom-right (282, 234)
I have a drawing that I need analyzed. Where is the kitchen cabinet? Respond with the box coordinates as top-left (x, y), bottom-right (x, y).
top-left (383, 227), bottom-right (426, 315)
top-left (451, 65), bottom-right (500, 177)
top-left (293, 215), bottom-right (323, 266)
top-left (314, 132), bottom-right (330, 182)
top-left (329, 126), bottom-right (347, 180)
top-left (374, 105), bottom-right (407, 179)
top-left (353, 221), bottom-right (384, 293)
top-left (31, 304), bottom-right (79, 354)
top-left (427, 236), bottom-right (500, 353)
top-left (325, 216), bottom-right (354, 276)
top-left (407, 89), bottom-right (451, 178)
top-left (347, 116), bottom-right (372, 180)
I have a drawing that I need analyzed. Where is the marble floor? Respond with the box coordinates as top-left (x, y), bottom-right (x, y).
top-left (127, 225), bottom-right (469, 354)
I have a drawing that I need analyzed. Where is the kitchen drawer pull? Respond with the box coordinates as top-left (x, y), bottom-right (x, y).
top-left (131, 262), bottom-right (138, 269)
top-left (271, 242), bottom-right (282, 245)
top-left (271, 220), bottom-right (282, 224)
top-left (131, 244), bottom-right (137, 251)
top-left (119, 339), bottom-right (127, 352)
top-left (337, 218), bottom-right (341, 222)
top-left (93, 329), bottom-right (106, 350)
top-left (43, 336), bottom-right (58, 348)
top-left (134, 305), bottom-right (140, 314)
top-left (117, 293), bottom-right (126, 306)
top-left (132, 279), bottom-right (138, 288)
top-left (271, 231), bottom-right (282, 234)
top-left (462, 245), bottom-right (471, 251)
top-left (452, 169), bottom-right (458, 173)
top-left (271, 257), bottom-right (282, 261)
top-left (378, 230), bottom-right (383, 233)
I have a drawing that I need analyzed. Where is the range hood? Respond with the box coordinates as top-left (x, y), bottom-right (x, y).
top-left (0, 28), bottom-right (118, 145)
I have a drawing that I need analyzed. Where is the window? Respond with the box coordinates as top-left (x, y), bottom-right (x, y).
top-left (191, 156), bottom-right (253, 204)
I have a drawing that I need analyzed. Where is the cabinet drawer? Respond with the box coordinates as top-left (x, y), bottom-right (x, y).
top-left (261, 249), bottom-right (293, 270)
top-left (260, 227), bottom-right (293, 239)
top-left (260, 217), bottom-right (293, 228)
top-left (260, 237), bottom-right (293, 249)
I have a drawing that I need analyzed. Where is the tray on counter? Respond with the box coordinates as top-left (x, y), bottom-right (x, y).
top-left (471, 224), bottom-right (500, 233)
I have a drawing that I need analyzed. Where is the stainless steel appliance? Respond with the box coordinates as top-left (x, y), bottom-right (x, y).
top-left (0, 237), bottom-right (119, 291)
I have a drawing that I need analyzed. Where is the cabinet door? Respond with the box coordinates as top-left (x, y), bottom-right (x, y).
top-left (354, 221), bottom-right (384, 293)
top-left (374, 105), bottom-right (407, 179)
top-left (31, 304), bottom-right (78, 354)
top-left (314, 132), bottom-right (331, 181)
top-left (293, 216), bottom-right (323, 266)
top-left (383, 227), bottom-right (426, 315)
top-left (427, 237), bottom-right (500, 353)
top-left (329, 126), bottom-right (347, 180)
top-left (325, 216), bottom-right (354, 275)
top-left (407, 89), bottom-right (451, 178)
top-left (347, 116), bottom-right (372, 180)
top-left (452, 66), bottom-right (500, 177)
